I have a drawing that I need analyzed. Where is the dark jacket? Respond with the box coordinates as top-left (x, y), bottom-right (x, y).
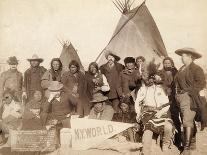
top-left (23, 66), bottom-right (47, 101)
top-left (61, 71), bottom-right (90, 116)
top-left (120, 69), bottom-right (142, 96)
top-left (175, 62), bottom-right (207, 126)
top-left (100, 62), bottom-right (124, 99)
top-left (159, 67), bottom-right (178, 96)
top-left (41, 92), bottom-right (78, 125)
top-left (0, 69), bottom-right (23, 102)
top-left (61, 71), bottom-right (87, 99)
top-left (112, 111), bottom-right (136, 123)
top-left (22, 99), bottom-right (46, 130)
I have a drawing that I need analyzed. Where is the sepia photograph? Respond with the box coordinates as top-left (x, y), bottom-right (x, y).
top-left (0, 0), bottom-right (207, 155)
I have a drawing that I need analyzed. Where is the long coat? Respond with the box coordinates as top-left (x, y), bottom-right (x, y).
top-left (61, 71), bottom-right (90, 116)
top-left (23, 66), bottom-right (46, 101)
top-left (85, 71), bottom-right (110, 100)
top-left (0, 69), bottom-right (23, 102)
top-left (100, 62), bottom-right (124, 99)
top-left (120, 69), bottom-right (142, 96)
top-left (175, 62), bottom-right (207, 127)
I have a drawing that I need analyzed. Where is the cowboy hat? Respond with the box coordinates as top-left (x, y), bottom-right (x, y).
top-left (175, 48), bottom-right (202, 59)
top-left (90, 93), bottom-right (108, 103)
top-left (48, 81), bottom-right (63, 92)
top-left (27, 54), bottom-right (44, 62)
top-left (105, 50), bottom-right (121, 62)
top-left (7, 56), bottom-right (18, 65)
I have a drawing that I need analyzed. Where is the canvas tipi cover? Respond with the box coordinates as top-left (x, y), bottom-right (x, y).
top-left (60, 42), bottom-right (85, 73)
top-left (96, 2), bottom-right (168, 65)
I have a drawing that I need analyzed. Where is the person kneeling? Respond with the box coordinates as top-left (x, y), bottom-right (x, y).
top-left (112, 97), bottom-right (137, 142)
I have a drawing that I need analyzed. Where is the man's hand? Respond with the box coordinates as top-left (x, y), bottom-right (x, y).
top-left (199, 89), bottom-right (205, 97)
top-left (66, 113), bottom-right (71, 118)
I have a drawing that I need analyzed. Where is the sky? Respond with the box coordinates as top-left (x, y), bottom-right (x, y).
top-left (0, 0), bottom-right (207, 72)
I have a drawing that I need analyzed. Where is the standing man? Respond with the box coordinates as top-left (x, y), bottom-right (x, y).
top-left (174, 48), bottom-right (207, 155)
top-left (120, 57), bottom-right (142, 100)
top-left (0, 56), bottom-right (23, 103)
top-left (23, 54), bottom-right (46, 101)
top-left (100, 51), bottom-right (124, 112)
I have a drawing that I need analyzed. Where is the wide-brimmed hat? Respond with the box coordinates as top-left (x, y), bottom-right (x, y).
top-left (48, 81), bottom-right (63, 92)
top-left (105, 50), bottom-right (121, 62)
top-left (175, 48), bottom-right (202, 59)
top-left (27, 54), bottom-right (44, 62)
top-left (7, 56), bottom-right (18, 65)
top-left (90, 93), bottom-right (108, 103)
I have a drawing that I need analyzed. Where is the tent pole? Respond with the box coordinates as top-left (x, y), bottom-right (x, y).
top-left (112, 1), bottom-right (123, 13)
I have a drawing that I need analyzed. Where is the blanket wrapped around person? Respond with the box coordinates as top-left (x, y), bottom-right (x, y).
top-left (138, 104), bottom-right (174, 135)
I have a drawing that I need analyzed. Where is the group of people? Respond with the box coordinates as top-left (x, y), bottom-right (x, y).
top-left (0, 47), bottom-right (207, 155)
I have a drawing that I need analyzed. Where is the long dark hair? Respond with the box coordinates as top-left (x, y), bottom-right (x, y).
top-left (50, 58), bottom-right (62, 71)
top-left (50, 58), bottom-right (63, 81)
top-left (69, 60), bottom-right (80, 71)
top-left (88, 62), bottom-right (99, 75)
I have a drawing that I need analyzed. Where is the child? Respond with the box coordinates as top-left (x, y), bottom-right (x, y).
top-left (0, 89), bottom-right (23, 145)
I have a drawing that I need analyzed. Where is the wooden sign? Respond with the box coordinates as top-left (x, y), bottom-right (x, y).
top-left (10, 129), bottom-right (57, 152)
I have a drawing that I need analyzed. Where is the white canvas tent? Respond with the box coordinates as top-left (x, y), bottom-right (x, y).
top-left (59, 41), bottom-right (85, 73)
top-left (96, 0), bottom-right (168, 65)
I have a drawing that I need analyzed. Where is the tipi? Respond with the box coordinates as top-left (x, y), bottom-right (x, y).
top-left (96, 0), bottom-right (168, 65)
top-left (59, 41), bottom-right (85, 73)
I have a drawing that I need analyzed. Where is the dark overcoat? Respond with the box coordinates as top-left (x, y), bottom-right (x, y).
top-left (175, 62), bottom-right (207, 127)
top-left (100, 62), bottom-right (124, 99)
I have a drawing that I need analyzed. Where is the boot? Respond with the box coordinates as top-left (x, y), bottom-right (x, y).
top-left (190, 122), bottom-right (197, 150)
top-left (182, 127), bottom-right (193, 155)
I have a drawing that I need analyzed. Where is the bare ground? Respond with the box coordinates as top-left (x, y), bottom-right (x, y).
top-left (0, 128), bottom-right (207, 155)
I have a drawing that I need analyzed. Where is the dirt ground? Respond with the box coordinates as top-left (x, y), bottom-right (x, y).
top-left (0, 128), bottom-right (206, 155)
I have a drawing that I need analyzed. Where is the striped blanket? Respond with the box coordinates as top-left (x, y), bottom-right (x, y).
top-left (139, 110), bottom-right (173, 134)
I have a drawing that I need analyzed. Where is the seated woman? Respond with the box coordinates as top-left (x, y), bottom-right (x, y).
top-left (88, 93), bottom-right (114, 121)
top-left (112, 97), bottom-right (137, 142)
top-left (22, 90), bottom-right (46, 130)
top-left (85, 62), bottom-right (110, 100)
top-left (0, 89), bottom-right (23, 144)
top-left (135, 74), bottom-right (174, 155)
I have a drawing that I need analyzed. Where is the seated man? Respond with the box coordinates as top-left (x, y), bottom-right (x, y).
top-left (0, 89), bottom-right (23, 145)
top-left (41, 81), bottom-right (80, 129)
top-left (112, 97), bottom-right (137, 142)
top-left (135, 74), bottom-right (174, 155)
top-left (88, 93), bottom-right (114, 121)
top-left (22, 90), bottom-right (46, 130)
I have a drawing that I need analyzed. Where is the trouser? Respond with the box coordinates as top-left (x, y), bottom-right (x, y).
top-left (142, 121), bottom-right (173, 155)
top-left (109, 98), bottom-right (120, 113)
top-left (176, 92), bottom-right (197, 153)
top-left (176, 93), bottom-right (196, 128)
top-left (169, 99), bottom-right (182, 148)
top-left (76, 98), bottom-right (90, 117)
